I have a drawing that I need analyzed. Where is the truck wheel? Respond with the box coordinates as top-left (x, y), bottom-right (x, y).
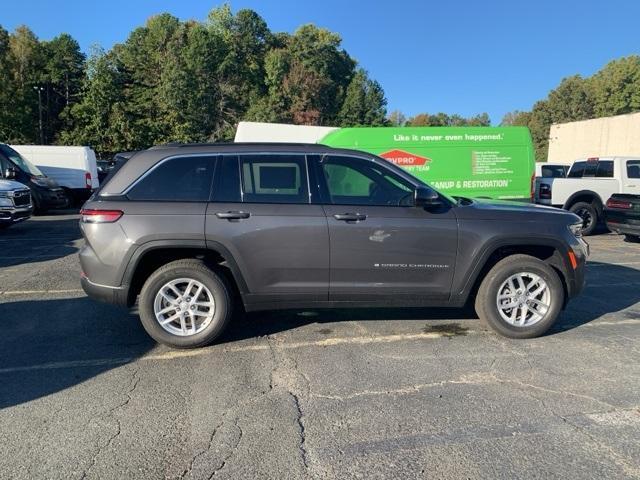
top-left (624, 234), bottom-right (640, 243)
top-left (569, 202), bottom-right (597, 236)
top-left (475, 254), bottom-right (564, 339)
top-left (138, 259), bottom-right (233, 349)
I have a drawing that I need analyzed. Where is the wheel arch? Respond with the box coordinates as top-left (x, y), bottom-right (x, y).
top-left (122, 240), bottom-right (249, 307)
top-left (456, 237), bottom-right (572, 308)
top-left (563, 190), bottom-right (604, 214)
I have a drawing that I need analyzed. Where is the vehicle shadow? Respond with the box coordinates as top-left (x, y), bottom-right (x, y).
top-left (1, 262), bottom-right (635, 409)
top-left (222, 260), bottom-right (640, 341)
top-left (549, 260), bottom-right (640, 333)
top-left (0, 216), bottom-right (81, 268)
top-left (0, 297), bottom-right (154, 409)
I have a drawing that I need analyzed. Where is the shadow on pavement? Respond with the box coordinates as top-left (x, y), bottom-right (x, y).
top-left (1, 261), bottom-right (637, 409)
top-left (0, 216), bottom-right (81, 268)
top-left (0, 297), bottom-right (154, 409)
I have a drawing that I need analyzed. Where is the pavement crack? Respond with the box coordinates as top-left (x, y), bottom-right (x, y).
top-left (291, 391), bottom-right (310, 469)
top-left (265, 334), bottom-right (313, 473)
top-left (79, 367), bottom-right (140, 480)
top-left (208, 418), bottom-right (243, 479)
top-left (562, 416), bottom-right (640, 478)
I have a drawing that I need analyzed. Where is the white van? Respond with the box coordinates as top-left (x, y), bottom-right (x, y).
top-left (10, 145), bottom-right (99, 204)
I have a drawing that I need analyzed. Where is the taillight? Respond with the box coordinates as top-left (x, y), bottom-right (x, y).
top-left (539, 183), bottom-right (552, 199)
top-left (530, 173), bottom-right (535, 201)
top-left (80, 209), bottom-right (123, 223)
top-left (85, 172), bottom-right (92, 189)
top-left (606, 198), bottom-right (632, 209)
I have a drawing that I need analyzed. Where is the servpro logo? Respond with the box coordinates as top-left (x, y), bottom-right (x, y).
top-left (380, 149), bottom-right (431, 166)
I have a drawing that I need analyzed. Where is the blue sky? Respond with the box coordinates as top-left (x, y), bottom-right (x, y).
top-left (3, 0), bottom-right (639, 124)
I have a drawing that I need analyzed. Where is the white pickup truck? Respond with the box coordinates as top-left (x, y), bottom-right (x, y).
top-left (535, 156), bottom-right (640, 235)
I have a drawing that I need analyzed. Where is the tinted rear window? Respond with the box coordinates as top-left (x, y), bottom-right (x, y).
top-left (627, 160), bottom-right (640, 179)
top-left (596, 161), bottom-right (614, 178)
top-left (127, 156), bottom-right (215, 201)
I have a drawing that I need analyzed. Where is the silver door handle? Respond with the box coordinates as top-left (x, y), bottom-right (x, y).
top-left (334, 213), bottom-right (367, 222)
top-left (216, 211), bottom-right (250, 220)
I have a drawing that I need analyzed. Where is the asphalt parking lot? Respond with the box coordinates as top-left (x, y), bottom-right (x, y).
top-left (0, 213), bottom-right (639, 479)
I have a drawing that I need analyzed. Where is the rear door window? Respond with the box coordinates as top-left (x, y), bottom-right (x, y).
top-left (568, 162), bottom-right (585, 178)
top-left (627, 160), bottom-right (640, 179)
top-left (127, 155), bottom-right (215, 201)
top-left (239, 154), bottom-right (309, 204)
top-left (596, 160), bottom-right (614, 178)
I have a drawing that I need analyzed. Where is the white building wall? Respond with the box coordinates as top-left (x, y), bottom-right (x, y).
top-left (548, 112), bottom-right (640, 163)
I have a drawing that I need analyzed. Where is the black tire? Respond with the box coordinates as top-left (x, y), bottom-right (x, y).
top-left (138, 259), bottom-right (233, 348)
top-left (475, 254), bottom-right (565, 339)
top-left (0, 223), bottom-right (11, 230)
top-left (569, 202), bottom-right (598, 236)
top-left (624, 234), bottom-right (640, 243)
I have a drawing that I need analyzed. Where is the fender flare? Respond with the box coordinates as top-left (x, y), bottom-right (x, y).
top-left (563, 190), bottom-right (603, 213)
top-left (120, 239), bottom-right (250, 303)
top-left (455, 235), bottom-right (573, 303)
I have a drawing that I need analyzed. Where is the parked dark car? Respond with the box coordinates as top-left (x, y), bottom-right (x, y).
top-left (97, 151), bottom-right (137, 186)
top-left (0, 144), bottom-right (68, 213)
top-left (79, 143), bottom-right (588, 348)
top-left (604, 194), bottom-right (640, 242)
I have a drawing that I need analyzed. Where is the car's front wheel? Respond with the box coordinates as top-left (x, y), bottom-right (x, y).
top-left (138, 259), bottom-right (233, 348)
top-left (475, 254), bottom-right (564, 339)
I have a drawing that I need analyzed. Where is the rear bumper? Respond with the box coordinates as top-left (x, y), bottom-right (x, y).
top-left (607, 221), bottom-right (640, 236)
top-left (36, 189), bottom-right (69, 209)
top-left (81, 275), bottom-right (128, 306)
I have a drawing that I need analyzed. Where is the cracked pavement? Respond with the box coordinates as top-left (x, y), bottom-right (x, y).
top-left (0, 214), bottom-right (639, 479)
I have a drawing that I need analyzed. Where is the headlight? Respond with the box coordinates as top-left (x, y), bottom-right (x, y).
top-left (569, 222), bottom-right (583, 237)
top-left (31, 177), bottom-right (49, 187)
top-left (0, 198), bottom-right (12, 207)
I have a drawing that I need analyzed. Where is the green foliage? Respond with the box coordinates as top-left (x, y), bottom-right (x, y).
top-left (503, 56), bottom-right (640, 160)
top-left (0, 6), bottom-right (388, 155)
top-left (406, 112), bottom-right (490, 127)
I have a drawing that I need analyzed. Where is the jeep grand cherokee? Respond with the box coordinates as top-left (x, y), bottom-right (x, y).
top-left (79, 143), bottom-right (588, 348)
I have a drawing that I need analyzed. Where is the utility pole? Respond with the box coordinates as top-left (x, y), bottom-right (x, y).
top-left (33, 85), bottom-right (44, 144)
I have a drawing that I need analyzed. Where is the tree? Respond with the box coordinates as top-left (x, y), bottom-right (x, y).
top-left (60, 46), bottom-right (131, 154)
top-left (591, 56), bottom-right (640, 117)
top-left (7, 25), bottom-right (43, 143)
top-left (337, 69), bottom-right (387, 126)
top-left (387, 110), bottom-right (406, 126)
top-left (406, 112), bottom-right (490, 127)
top-left (42, 33), bottom-right (85, 141)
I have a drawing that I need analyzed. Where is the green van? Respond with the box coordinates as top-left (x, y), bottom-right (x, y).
top-left (319, 126), bottom-right (535, 201)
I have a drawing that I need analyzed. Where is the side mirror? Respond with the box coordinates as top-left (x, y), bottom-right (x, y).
top-left (414, 186), bottom-right (441, 207)
top-left (5, 167), bottom-right (16, 179)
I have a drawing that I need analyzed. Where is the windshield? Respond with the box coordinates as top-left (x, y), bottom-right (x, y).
top-left (0, 145), bottom-right (44, 176)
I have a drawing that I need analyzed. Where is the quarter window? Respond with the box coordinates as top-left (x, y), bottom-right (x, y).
top-left (240, 154), bottom-right (309, 204)
top-left (320, 156), bottom-right (414, 206)
top-left (627, 160), bottom-right (640, 179)
top-left (127, 156), bottom-right (215, 201)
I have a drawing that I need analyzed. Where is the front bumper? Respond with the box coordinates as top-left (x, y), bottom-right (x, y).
top-left (0, 205), bottom-right (33, 224)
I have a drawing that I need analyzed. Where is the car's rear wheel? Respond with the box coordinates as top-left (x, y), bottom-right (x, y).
top-left (475, 254), bottom-right (564, 339)
top-left (138, 259), bottom-right (232, 348)
top-left (569, 202), bottom-right (598, 236)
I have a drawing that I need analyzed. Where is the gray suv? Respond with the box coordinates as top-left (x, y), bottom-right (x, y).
top-left (80, 143), bottom-right (588, 348)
